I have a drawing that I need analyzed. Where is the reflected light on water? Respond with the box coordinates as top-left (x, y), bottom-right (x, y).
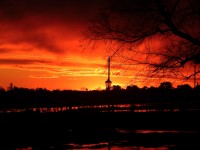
top-left (16, 147), bottom-right (32, 150)
top-left (0, 103), bottom-right (199, 113)
top-left (108, 147), bottom-right (168, 150)
top-left (11, 128), bottom-right (197, 150)
top-left (115, 128), bottom-right (196, 134)
top-left (15, 143), bottom-right (169, 150)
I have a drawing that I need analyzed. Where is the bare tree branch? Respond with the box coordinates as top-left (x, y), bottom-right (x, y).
top-left (83, 0), bottom-right (200, 81)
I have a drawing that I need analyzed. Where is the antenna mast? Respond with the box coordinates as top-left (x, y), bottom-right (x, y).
top-left (105, 57), bottom-right (112, 90)
top-left (108, 57), bottom-right (110, 80)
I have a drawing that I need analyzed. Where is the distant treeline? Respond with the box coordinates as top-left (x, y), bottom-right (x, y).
top-left (0, 82), bottom-right (200, 109)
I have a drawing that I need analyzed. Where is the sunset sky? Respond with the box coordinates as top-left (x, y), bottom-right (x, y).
top-left (0, 0), bottom-right (195, 90)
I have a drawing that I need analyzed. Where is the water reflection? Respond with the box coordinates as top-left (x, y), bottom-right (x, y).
top-left (63, 143), bottom-right (169, 150)
top-left (14, 143), bottom-right (172, 150)
top-left (1, 101), bottom-right (199, 150)
top-left (11, 128), bottom-right (198, 150)
top-left (115, 129), bottom-right (196, 134)
top-left (16, 146), bottom-right (169, 150)
top-left (107, 146), bottom-right (169, 150)
top-left (1, 103), bottom-right (199, 113)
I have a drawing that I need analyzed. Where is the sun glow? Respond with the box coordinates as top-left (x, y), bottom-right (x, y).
top-left (0, 0), bottom-right (197, 90)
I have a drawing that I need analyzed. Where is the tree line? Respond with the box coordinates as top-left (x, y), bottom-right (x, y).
top-left (0, 82), bottom-right (200, 109)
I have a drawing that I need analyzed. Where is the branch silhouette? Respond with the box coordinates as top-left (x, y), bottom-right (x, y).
top-left (84, 0), bottom-right (200, 80)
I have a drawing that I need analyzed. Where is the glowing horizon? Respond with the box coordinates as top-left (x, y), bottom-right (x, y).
top-left (0, 0), bottom-right (196, 91)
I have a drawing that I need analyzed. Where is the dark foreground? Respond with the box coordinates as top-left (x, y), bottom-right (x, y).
top-left (0, 111), bottom-right (200, 149)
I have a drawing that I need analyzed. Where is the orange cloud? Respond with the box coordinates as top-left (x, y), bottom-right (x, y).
top-left (0, 0), bottom-right (197, 90)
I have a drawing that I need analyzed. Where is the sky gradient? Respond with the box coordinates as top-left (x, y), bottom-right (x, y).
top-left (0, 0), bottom-right (195, 90)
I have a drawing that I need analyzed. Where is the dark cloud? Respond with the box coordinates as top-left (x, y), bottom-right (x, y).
top-left (0, 58), bottom-right (49, 65)
top-left (0, 0), bottom-right (106, 54)
top-left (0, 57), bottom-right (105, 70)
top-left (0, 0), bottom-right (104, 22)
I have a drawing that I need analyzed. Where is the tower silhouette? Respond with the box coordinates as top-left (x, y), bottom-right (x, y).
top-left (105, 57), bottom-right (112, 90)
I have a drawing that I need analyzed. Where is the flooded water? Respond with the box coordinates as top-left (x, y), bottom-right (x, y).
top-left (16, 146), bottom-right (169, 150)
top-left (57, 143), bottom-right (170, 150)
top-left (1, 103), bottom-right (199, 113)
top-left (9, 128), bottom-right (199, 150)
top-left (1, 104), bottom-right (199, 149)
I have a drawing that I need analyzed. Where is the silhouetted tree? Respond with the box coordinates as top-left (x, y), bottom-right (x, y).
top-left (112, 85), bottom-right (122, 91)
top-left (159, 81), bottom-right (173, 89)
top-left (7, 83), bottom-right (14, 91)
top-left (142, 86), bottom-right (148, 90)
top-left (84, 0), bottom-right (200, 79)
top-left (0, 86), bottom-right (200, 110)
top-left (194, 84), bottom-right (200, 90)
top-left (0, 86), bottom-right (5, 91)
top-left (177, 84), bottom-right (192, 90)
top-left (126, 85), bottom-right (139, 91)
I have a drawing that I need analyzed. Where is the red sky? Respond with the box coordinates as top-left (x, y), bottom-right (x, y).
top-left (0, 0), bottom-right (195, 90)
